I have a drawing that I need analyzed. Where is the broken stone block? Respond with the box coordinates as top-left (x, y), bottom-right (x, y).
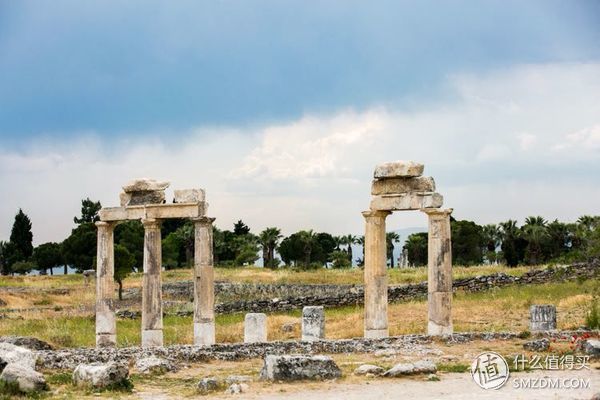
top-left (134, 356), bottom-right (174, 374)
top-left (122, 179), bottom-right (170, 193)
top-left (72, 362), bottom-right (129, 389)
top-left (127, 190), bottom-right (166, 206)
top-left (0, 343), bottom-right (37, 370)
top-left (302, 306), bottom-right (325, 341)
top-left (354, 364), bottom-right (384, 375)
top-left (374, 161), bottom-right (424, 179)
top-left (383, 360), bottom-right (436, 377)
top-left (174, 189), bottom-right (205, 203)
top-left (0, 363), bottom-right (47, 393)
top-left (370, 192), bottom-right (443, 211)
top-left (197, 377), bottom-right (219, 394)
top-left (371, 176), bottom-right (435, 195)
top-left (583, 339), bottom-right (600, 358)
top-left (259, 355), bottom-right (341, 381)
top-left (523, 338), bottom-right (550, 352)
top-left (529, 305), bottom-right (557, 331)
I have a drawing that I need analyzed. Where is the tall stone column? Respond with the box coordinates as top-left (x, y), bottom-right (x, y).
top-left (362, 210), bottom-right (391, 338)
top-left (141, 218), bottom-right (163, 347)
top-left (193, 217), bottom-right (216, 346)
top-left (423, 208), bottom-right (453, 335)
top-left (95, 221), bottom-right (116, 347)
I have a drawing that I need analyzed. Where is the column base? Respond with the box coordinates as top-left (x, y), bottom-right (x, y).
top-left (427, 321), bottom-right (453, 336)
top-left (364, 328), bottom-right (388, 339)
top-left (142, 329), bottom-right (164, 347)
top-left (194, 321), bottom-right (215, 346)
top-left (96, 334), bottom-right (116, 348)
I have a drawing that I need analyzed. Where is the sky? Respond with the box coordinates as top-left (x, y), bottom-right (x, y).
top-left (0, 0), bottom-right (599, 245)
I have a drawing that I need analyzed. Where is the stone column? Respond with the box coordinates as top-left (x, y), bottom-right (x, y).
top-left (423, 208), bottom-right (453, 336)
top-left (141, 218), bottom-right (163, 347)
top-left (302, 306), bottom-right (325, 341)
top-left (530, 305), bottom-right (557, 331)
top-left (193, 217), bottom-right (216, 346)
top-left (244, 313), bottom-right (267, 343)
top-left (96, 221), bottom-right (116, 347)
top-left (362, 210), bottom-right (391, 339)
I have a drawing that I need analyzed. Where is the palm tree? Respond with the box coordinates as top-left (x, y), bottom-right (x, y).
top-left (482, 224), bottom-right (501, 264)
top-left (500, 220), bottom-right (520, 267)
top-left (522, 216), bottom-right (548, 265)
top-left (341, 234), bottom-right (357, 263)
top-left (355, 236), bottom-right (365, 266)
top-left (258, 227), bottom-right (283, 269)
top-left (298, 230), bottom-right (317, 267)
top-left (386, 232), bottom-right (401, 268)
top-left (333, 236), bottom-right (343, 251)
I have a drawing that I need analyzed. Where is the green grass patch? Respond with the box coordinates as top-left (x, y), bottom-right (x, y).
top-left (437, 363), bottom-right (470, 373)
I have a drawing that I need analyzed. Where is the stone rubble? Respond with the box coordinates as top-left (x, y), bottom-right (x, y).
top-left (523, 338), bottom-right (550, 352)
top-left (134, 355), bottom-right (175, 374)
top-left (583, 339), bottom-right (600, 358)
top-left (226, 383), bottom-right (249, 394)
top-left (197, 377), bottom-right (220, 394)
top-left (354, 364), bottom-right (385, 375)
top-left (0, 336), bottom-right (53, 351)
top-left (0, 342), bottom-right (37, 370)
top-left (383, 360), bottom-right (436, 377)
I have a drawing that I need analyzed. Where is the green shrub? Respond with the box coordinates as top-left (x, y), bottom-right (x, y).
top-left (585, 298), bottom-right (600, 329)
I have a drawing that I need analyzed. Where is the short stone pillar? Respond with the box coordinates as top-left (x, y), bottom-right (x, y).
top-left (193, 217), bottom-right (216, 346)
top-left (95, 221), bottom-right (116, 347)
top-left (362, 210), bottom-right (391, 339)
top-left (302, 306), bottom-right (325, 341)
top-left (141, 218), bottom-right (163, 347)
top-left (244, 313), bottom-right (267, 343)
top-left (530, 305), bottom-right (557, 331)
top-left (423, 208), bottom-right (453, 336)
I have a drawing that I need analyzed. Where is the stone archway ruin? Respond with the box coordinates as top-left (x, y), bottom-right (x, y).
top-left (95, 179), bottom-right (215, 348)
top-left (363, 161), bottom-right (453, 338)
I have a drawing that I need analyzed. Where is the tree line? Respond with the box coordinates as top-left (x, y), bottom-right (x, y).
top-left (1, 199), bottom-right (599, 287)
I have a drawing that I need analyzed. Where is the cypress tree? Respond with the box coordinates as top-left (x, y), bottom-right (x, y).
top-left (9, 209), bottom-right (33, 262)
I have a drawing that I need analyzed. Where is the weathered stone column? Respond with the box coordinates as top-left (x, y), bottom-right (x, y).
top-left (141, 218), bottom-right (163, 347)
top-left (362, 210), bottom-right (391, 338)
top-left (423, 208), bottom-right (453, 335)
top-left (193, 217), bottom-right (216, 346)
top-left (96, 221), bottom-right (116, 347)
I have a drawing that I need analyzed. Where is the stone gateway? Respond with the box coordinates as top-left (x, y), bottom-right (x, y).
top-left (95, 178), bottom-right (215, 348)
top-left (363, 161), bottom-right (453, 338)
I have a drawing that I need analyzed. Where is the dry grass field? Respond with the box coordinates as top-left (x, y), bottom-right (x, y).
top-left (0, 265), bottom-right (596, 348)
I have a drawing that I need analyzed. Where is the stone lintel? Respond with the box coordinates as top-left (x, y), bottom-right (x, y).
top-left (371, 176), bottom-right (435, 195)
top-left (373, 160), bottom-right (424, 179)
top-left (370, 193), bottom-right (443, 211)
top-left (99, 202), bottom-right (206, 222)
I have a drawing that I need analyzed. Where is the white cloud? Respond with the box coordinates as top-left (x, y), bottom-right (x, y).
top-left (1, 62), bottom-right (599, 245)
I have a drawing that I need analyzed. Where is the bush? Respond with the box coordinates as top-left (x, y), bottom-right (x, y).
top-left (585, 297), bottom-right (600, 329)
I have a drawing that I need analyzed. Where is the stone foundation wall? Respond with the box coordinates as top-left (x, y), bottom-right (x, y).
top-left (36, 329), bottom-right (597, 370)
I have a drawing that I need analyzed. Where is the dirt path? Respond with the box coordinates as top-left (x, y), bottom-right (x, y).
top-left (199, 370), bottom-right (597, 400)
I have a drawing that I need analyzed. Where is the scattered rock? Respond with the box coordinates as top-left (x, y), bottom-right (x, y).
top-left (0, 336), bottom-right (53, 351)
top-left (0, 363), bottom-right (47, 393)
top-left (384, 360), bottom-right (436, 377)
top-left (427, 373), bottom-right (440, 381)
top-left (116, 310), bottom-right (141, 319)
top-left (354, 364), bottom-right (384, 376)
top-left (583, 339), bottom-right (600, 358)
top-left (0, 298), bottom-right (6, 307)
top-left (134, 356), bottom-right (174, 374)
top-left (413, 360), bottom-right (437, 374)
top-left (197, 377), bottom-right (219, 394)
top-left (225, 375), bottom-right (252, 385)
top-left (280, 322), bottom-right (299, 333)
top-left (0, 342), bottom-right (37, 371)
top-left (72, 362), bottom-right (129, 388)
top-left (259, 354), bottom-right (342, 381)
top-left (226, 383), bottom-right (249, 394)
top-left (523, 338), bottom-right (550, 352)
top-left (374, 349), bottom-right (398, 357)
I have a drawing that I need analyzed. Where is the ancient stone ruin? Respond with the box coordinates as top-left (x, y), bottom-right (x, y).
top-left (95, 179), bottom-right (215, 348)
top-left (363, 160), bottom-right (453, 337)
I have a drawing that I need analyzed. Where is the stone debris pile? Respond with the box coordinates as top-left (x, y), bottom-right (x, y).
top-left (370, 161), bottom-right (443, 211)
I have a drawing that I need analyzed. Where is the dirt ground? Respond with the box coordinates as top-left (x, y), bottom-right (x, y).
top-left (200, 369), bottom-right (598, 400)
